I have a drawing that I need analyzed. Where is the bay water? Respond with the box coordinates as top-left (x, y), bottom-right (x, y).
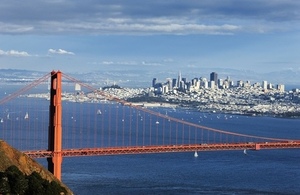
top-left (1, 84), bottom-right (299, 194)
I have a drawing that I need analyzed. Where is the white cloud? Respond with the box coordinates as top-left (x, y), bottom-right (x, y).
top-left (41, 18), bottom-right (241, 35)
top-left (48, 49), bottom-right (75, 55)
top-left (0, 22), bottom-right (34, 33)
top-left (101, 61), bottom-right (114, 65)
top-left (100, 61), bottom-right (138, 66)
top-left (0, 1), bottom-right (299, 35)
top-left (95, 60), bottom-right (163, 66)
top-left (0, 49), bottom-right (30, 57)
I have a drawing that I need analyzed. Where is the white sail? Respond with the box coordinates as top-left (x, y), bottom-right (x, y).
top-left (97, 109), bottom-right (102, 115)
top-left (24, 112), bottom-right (29, 119)
top-left (243, 149), bottom-right (247, 155)
top-left (194, 151), bottom-right (198, 157)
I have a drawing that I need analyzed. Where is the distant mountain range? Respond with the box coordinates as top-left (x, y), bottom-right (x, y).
top-left (1, 68), bottom-right (299, 89)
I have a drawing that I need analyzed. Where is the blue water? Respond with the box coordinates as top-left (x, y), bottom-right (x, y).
top-left (1, 85), bottom-right (300, 194)
top-left (53, 149), bottom-right (300, 195)
top-left (44, 108), bottom-right (300, 195)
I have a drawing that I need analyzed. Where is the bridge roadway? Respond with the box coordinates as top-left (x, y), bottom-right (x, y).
top-left (24, 141), bottom-right (300, 158)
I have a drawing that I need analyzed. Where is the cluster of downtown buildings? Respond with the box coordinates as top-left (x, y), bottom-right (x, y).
top-left (25, 71), bottom-right (300, 116)
top-left (151, 72), bottom-right (285, 94)
top-left (146, 72), bottom-right (300, 116)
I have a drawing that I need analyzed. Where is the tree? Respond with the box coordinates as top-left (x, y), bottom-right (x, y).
top-left (26, 171), bottom-right (44, 195)
top-left (0, 172), bottom-right (11, 194)
top-left (6, 166), bottom-right (28, 195)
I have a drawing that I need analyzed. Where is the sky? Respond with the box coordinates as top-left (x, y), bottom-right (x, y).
top-left (0, 0), bottom-right (300, 79)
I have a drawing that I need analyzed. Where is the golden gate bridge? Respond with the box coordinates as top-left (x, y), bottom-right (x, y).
top-left (0, 71), bottom-right (299, 181)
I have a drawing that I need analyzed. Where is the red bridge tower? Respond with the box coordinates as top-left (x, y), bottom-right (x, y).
top-left (47, 71), bottom-right (63, 180)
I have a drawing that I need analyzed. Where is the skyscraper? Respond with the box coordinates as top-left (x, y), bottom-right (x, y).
top-left (262, 81), bottom-right (268, 90)
top-left (177, 71), bottom-right (182, 88)
top-left (172, 78), bottom-right (177, 88)
top-left (210, 72), bottom-right (218, 87)
top-left (152, 78), bottom-right (157, 87)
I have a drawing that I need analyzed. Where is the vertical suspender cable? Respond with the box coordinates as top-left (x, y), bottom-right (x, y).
top-left (115, 104), bottom-right (119, 146)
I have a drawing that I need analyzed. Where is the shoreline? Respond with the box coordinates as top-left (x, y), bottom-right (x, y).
top-left (130, 102), bottom-right (177, 108)
top-left (130, 101), bottom-right (300, 119)
top-left (23, 92), bottom-right (300, 119)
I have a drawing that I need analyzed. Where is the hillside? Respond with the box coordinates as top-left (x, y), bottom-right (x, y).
top-left (0, 140), bottom-right (73, 194)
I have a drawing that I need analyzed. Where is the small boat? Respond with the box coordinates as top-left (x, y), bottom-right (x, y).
top-left (6, 113), bottom-right (9, 119)
top-left (24, 112), bottom-right (29, 120)
top-left (96, 109), bottom-right (102, 115)
top-left (155, 121), bottom-right (159, 124)
top-left (243, 149), bottom-right (247, 155)
top-left (194, 151), bottom-right (198, 157)
top-left (0, 118), bottom-right (3, 123)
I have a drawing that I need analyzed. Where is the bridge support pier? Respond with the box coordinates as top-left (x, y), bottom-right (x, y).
top-left (47, 71), bottom-right (63, 181)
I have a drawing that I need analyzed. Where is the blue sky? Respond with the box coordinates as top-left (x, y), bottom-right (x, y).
top-left (0, 0), bottom-right (300, 77)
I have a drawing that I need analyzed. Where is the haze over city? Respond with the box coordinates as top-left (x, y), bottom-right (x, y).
top-left (0, 1), bottom-right (300, 85)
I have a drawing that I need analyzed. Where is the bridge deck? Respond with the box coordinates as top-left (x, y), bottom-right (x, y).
top-left (24, 141), bottom-right (300, 158)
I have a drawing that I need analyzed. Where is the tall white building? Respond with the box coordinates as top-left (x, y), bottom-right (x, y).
top-left (262, 81), bottom-right (268, 89)
top-left (218, 79), bottom-right (223, 88)
top-left (209, 81), bottom-right (215, 89)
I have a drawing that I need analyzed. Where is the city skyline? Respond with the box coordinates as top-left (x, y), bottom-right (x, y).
top-left (152, 71), bottom-right (286, 94)
top-left (0, 1), bottom-right (299, 78)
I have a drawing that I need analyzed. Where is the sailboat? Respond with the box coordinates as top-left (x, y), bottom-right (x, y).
top-left (96, 109), bottom-right (102, 115)
top-left (24, 112), bottom-right (29, 120)
top-left (6, 113), bottom-right (9, 120)
top-left (243, 149), bottom-right (247, 155)
top-left (194, 151), bottom-right (198, 157)
top-left (0, 118), bottom-right (3, 123)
